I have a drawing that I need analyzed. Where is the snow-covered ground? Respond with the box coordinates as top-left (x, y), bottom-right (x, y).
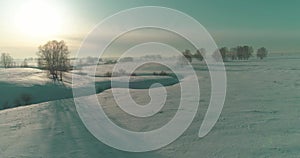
top-left (0, 68), bottom-right (72, 109)
top-left (0, 64), bottom-right (178, 109)
top-left (1, 53), bottom-right (300, 157)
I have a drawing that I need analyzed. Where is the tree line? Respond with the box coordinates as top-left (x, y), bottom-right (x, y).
top-left (1, 42), bottom-right (268, 82)
top-left (0, 54), bottom-right (34, 68)
top-left (182, 46), bottom-right (268, 62)
top-left (0, 53), bottom-right (14, 68)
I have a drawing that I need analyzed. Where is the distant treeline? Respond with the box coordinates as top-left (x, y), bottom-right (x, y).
top-left (1, 44), bottom-right (268, 69)
top-left (182, 46), bottom-right (268, 62)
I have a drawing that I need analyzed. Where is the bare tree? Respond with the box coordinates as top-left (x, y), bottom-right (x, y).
top-left (257, 47), bottom-right (268, 59)
top-left (20, 93), bottom-right (32, 105)
top-left (21, 58), bottom-right (28, 67)
top-left (212, 49), bottom-right (223, 62)
top-left (177, 49), bottom-right (193, 66)
top-left (219, 47), bottom-right (229, 61)
top-left (194, 48), bottom-right (206, 61)
top-left (244, 46), bottom-right (253, 60)
top-left (37, 40), bottom-right (70, 81)
top-left (182, 49), bottom-right (192, 62)
top-left (0, 53), bottom-right (14, 68)
top-left (237, 45), bottom-right (253, 60)
top-left (229, 47), bottom-right (237, 60)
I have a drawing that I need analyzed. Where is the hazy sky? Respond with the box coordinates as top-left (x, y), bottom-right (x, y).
top-left (0, 0), bottom-right (299, 58)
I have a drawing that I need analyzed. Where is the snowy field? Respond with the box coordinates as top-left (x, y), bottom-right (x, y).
top-left (0, 64), bottom-right (178, 109)
top-left (0, 53), bottom-right (300, 157)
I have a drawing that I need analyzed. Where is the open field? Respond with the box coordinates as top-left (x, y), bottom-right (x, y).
top-left (0, 53), bottom-right (300, 157)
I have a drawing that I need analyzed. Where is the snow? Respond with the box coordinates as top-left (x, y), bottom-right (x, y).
top-left (1, 53), bottom-right (300, 157)
top-left (0, 68), bottom-right (50, 85)
top-left (0, 65), bottom-right (178, 109)
top-left (0, 68), bottom-right (72, 109)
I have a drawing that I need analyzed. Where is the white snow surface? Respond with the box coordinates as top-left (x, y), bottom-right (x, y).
top-left (0, 68), bottom-right (51, 85)
top-left (0, 65), bottom-right (178, 109)
top-left (1, 54), bottom-right (300, 157)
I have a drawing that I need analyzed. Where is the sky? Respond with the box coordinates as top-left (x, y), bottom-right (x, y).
top-left (0, 0), bottom-right (299, 58)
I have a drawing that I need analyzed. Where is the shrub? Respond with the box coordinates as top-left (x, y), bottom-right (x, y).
top-left (159, 71), bottom-right (168, 76)
top-left (153, 71), bottom-right (168, 76)
top-left (104, 72), bottom-right (112, 77)
top-left (14, 98), bottom-right (21, 107)
top-left (2, 101), bottom-right (9, 109)
top-left (20, 93), bottom-right (32, 105)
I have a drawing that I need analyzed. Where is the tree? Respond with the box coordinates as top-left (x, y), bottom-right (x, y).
top-left (219, 47), bottom-right (229, 61)
top-left (0, 53), bottom-right (14, 68)
top-left (37, 40), bottom-right (70, 81)
top-left (20, 93), bottom-right (32, 105)
top-left (212, 47), bottom-right (229, 61)
top-left (85, 56), bottom-right (98, 65)
top-left (236, 46), bottom-right (243, 60)
top-left (21, 58), bottom-right (28, 67)
top-left (256, 47), bottom-right (268, 59)
top-left (229, 47), bottom-right (237, 60)
top-left (244, 46), bottom-right (253, 60)
top-left (177, 49), bottom-right (192, 66)
top-left (212, 49), bottom-right (222, 62)
top-left (119, 57), bottom-right (134, 62)
top-left (182, 49), bottom-right (192, 62)
top-left (236, 45), bottom-right (253, 60)
top-left (194, 48), bottom-right (206, 61)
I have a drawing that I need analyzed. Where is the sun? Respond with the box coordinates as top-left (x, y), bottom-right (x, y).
top-left (14, 0), bottom-right (64, 37)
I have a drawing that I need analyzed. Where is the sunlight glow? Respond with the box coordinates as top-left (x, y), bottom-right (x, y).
top-left (14, 0), bottom-right (64, 37)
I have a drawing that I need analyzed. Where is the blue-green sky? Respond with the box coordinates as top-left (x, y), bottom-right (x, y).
top-left (1, 0), bottom-right (299, 58)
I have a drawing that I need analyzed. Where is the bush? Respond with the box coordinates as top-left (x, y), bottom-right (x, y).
top-left (159, 71), bottom-right (168, 76)
top-left (104, 60), bottom-right (117, 64)
top-left (14, 98), bottom-right (21, 107)
top-left (20, 93), bottom-right (32, 105)
top-left (153, 71), bottom-right (168, 76)
top-left (104, 72), bottom-right (112, 77)
top-left (2, 101), bottom-right (9, 109)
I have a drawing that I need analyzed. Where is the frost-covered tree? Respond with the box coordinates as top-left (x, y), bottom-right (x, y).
top-left (0, 53), bottom-right (14, 68)
top-left (256, 47), bottom-right (268, 59)
top-left (212, 49), bottom-right (222, 62)
top-left (237, 46), bottom-right (253, 60)
top-left (212, 47), bottom-right (229, 61)
top-left (37, 40), bottom-right (71, 81)
top-left (177, 49), bottom-right (192, 66)
top-left (182, 49), bottom-right (192, 62)
top-left (21, 58), bottom-right (28, 67)
top-left (219, 47), bottom-right (229, 61)
top-left (229, 47), bottom-right (238, 60)
top-left (194, 48), bottom-right (206, 61)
